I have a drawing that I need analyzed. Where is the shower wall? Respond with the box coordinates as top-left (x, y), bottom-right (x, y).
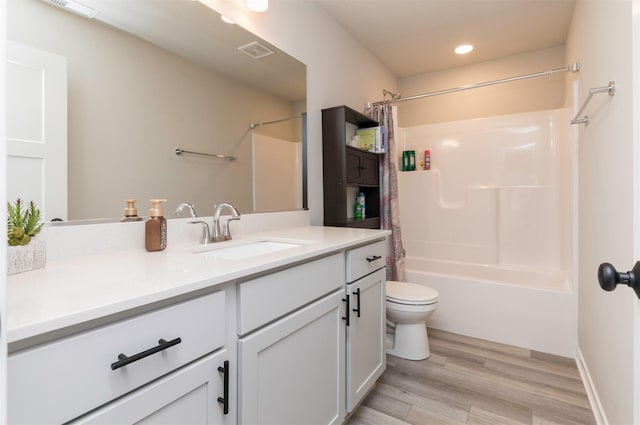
top-left (398, 108), bottom-right (572, 276)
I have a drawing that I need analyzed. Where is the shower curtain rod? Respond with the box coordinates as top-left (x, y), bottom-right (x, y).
top-left (367, 62), bottom-right (581, 108)
top-left (249, 115), bottom-right (301, 129)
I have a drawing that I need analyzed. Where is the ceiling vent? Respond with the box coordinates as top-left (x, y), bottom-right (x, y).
top-left (41, 0), bottom-right (98, 19)
top-left (237, 41), bottom-right (275, 59)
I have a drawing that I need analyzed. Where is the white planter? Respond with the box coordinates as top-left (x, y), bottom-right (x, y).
top-left (8, 239), bottom-right (46, 275)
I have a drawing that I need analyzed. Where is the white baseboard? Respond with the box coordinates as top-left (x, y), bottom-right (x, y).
top-left (576, 347), bottom-right (608, 425)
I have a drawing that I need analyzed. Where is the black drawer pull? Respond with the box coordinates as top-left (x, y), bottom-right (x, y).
top-left (111, 337), bottom-right (182, 370)
top-left (217, 360), bottom-right (229, 414)
top-left (342, 295), bottom-right (350, 327)
top-left (366, 255), bottom-right (382, 263)
top-left (352, 288), bottom-right (361, 318)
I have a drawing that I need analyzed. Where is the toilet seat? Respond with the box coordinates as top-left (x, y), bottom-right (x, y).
top-left (386, 281), bottom-right (438, 306)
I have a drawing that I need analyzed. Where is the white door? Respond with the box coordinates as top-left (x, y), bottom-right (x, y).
top-left (573, 1), bottom-right (640, 423)
top-left (634, 1), bottom-right (640, 419)
top-left (7, 41), bottom-right (67, 221)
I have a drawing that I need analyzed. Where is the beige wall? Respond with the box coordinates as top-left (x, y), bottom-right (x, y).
top-left (566, 0), bottom-right (638, 424)
top-left (397, 46), bottom-right (567, 127)
top-left (202, 0), bottom-right (398, 225)
top-left (8, 0), bottom-right (300, 220)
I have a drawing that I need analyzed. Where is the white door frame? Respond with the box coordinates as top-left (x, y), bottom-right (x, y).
top-left (633, 0), bottom-right (640, 421)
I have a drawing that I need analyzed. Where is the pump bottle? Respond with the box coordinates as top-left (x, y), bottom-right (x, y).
top-left (357, 192), bottom-right (366, 219)
top-left (121, 199), bottom-right (144, 222)
top-left (145, 199), bottom-right (167, 252)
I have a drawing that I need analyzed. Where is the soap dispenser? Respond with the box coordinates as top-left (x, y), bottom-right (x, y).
top-left (145, 199), bottom-right (167, 252)
top-left (121, 199), bottom-right (144, 222)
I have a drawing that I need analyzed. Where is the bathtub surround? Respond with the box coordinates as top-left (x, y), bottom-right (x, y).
top-left (397, 109), bottom-right (576, 357)
top-left (399, 109), bottom-right (571, 270)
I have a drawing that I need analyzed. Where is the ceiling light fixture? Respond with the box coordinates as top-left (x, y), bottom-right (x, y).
top-left (454, 44), bottom-right (474, 55)
top-left (43, 0), bottom-right (98, 19)
top-left (221, 15), bottom-right (235, 24)
top-left (246, 0), bottom-right (268, 12)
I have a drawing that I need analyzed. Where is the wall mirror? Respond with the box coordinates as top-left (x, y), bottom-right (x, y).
top-left (7, 0), bottom-right (307, 222)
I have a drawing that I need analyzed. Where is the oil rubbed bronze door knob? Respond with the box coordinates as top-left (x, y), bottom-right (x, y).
top-left (598, 261), bottom-right (640, 299)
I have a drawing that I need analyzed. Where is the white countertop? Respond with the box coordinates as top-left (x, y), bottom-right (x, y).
top-left (7, 225), bottom-right (389, 346)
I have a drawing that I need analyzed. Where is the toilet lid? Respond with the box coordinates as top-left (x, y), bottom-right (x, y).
top-left (386, 281), bottom-right (438, 304)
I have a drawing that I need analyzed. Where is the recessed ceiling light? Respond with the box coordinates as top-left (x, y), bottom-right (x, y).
top-left (247, 0), bottom-right (268, 12)
top-left (454, 44), bottom-right (474, 55)
top-left (221, 15), bottom-right (235, 24)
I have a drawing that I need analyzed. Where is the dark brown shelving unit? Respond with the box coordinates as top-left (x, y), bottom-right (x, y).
top-left (322, 105), bottom-right (381, 229)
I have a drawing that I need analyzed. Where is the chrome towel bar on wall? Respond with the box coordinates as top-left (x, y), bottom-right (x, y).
top-left (571, 81), bottom-right (615, 125)
top-left (175, 148), bottom-right (236, 161)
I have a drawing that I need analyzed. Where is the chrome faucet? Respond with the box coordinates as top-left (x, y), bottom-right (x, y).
top-left (174, 202), bottom-right (197, 218)
top-left (189, 202), bottom-right (240, 244)
top-left (212, 203), bottom-right (241, 241)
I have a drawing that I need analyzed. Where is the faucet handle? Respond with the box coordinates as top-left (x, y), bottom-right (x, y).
top-left (189, 221), bottom-right (210, 244)
top-left (221, 216), bottom-right (240, 239)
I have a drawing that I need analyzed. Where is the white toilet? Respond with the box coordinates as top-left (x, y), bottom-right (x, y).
top-left (386, 281), bottom-right (439, 360)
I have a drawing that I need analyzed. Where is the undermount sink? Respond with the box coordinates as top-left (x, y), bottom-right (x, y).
top-left (195, 240), bottom-right (306, 260)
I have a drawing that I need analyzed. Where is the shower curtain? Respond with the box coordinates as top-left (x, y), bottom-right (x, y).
top-left (368, 104), bottom-right (405, 281)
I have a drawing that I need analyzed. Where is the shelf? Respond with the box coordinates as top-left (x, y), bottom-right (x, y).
top-left (322, 105), bottom-right (381, 230)
top-left (346, 145), bottom-right (385, 155)
top-left (345, 217), bottom-right (380, 229)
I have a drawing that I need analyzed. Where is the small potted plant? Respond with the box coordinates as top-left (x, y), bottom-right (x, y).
top-left (7, 198), bottom-right (46, 275)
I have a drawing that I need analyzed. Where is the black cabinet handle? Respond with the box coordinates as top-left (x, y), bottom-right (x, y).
top-left (342, 295), bottom-right (350, 327)
top-left (111, 337), bottom-right (182, 370)
top-left (366, 255), bottom-right (382, 263)
top-left (598, 261), bottom-right (640, 299)
top-left (217, 360), bottom-right (229, 415)
top-left (352, 288), bottom-right (361, 318)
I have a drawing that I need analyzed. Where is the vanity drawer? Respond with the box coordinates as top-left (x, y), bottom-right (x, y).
top-left (238, 253), bottom-right (344, 335)
top-left (346, 240), bottom-right (386, 283)
top-left (8, 291), bottom-right (226, 425)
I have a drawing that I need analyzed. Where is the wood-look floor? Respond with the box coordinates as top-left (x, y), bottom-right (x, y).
top-left (346, 328), bottom-right (596, 425)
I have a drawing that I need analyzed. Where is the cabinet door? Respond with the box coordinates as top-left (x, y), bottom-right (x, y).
top-left (239, 289), bottom-right (345, 425)
top-left (346, 148), bottom-right (362, 184)
top-left (72, 350), bottom-right (233, 425)
top-left (359, 152), bottom-right (379, 186)
top-left (346, 269), bottom-right (386, 412)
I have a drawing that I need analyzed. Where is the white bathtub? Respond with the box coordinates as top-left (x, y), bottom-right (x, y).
top-left (405, 256), bottom-right (577, 357)
top-left (397, 109), bottom-right (577, 357)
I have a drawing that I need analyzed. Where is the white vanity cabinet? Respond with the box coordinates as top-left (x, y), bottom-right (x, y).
top-left (345, 241), bottom-right (387, 412)
top-left (8, 289), bottom-right (236, 425)
top-left (237, 253), bottom-right (347, 425)
top-left (7, 227), bottom-right (390, 425)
